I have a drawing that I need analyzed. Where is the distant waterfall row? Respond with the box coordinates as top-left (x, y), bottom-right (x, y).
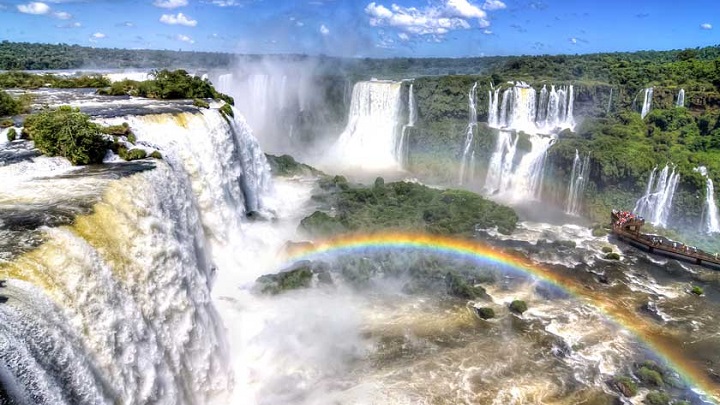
top-left (397, 82), bottom-right (417, 168)
top-left (694, 166), bottom-right (720, 234)
top-left (488, 82), bottom-right (575, 134)
top-left (634, 165), bottom-right (680, 228)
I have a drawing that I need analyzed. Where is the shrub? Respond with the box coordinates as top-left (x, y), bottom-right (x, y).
top-left (149, 150), bottom-right (163, 159)
top-left (605, 252), bottom-right (621, 260)
top-left (23, 106), bottom-right (109, 165)
top-left (602, 246), bottom-right (613, 253)
top-left (612, 375), bottom-right (638, 397)
top-left (644, 391), bottom-right (670, 405)
top-left (509, 300), bottom-right (528, 314)
top-left (637, 366), bottom-right (664, 386)
top-left (691, 286), bottom-right (703, 296)
top-left (119, 147), bottom-right (147, 161)
top-left (193, 98), bottom-right (210, 109)
top-left (476, 307), bottom-right (495, 319)
top-left (6, 127), bottom-right (17, 141)
top-left (219, 103), bottom-right (234, 119)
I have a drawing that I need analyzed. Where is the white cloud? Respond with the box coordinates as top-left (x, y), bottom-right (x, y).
top-left (53, 11), bottom-right (71, 19)
top-left (483, 29), bottom-right (492, 34)
top-left (177, 34), bottom-right (195, 44)
top-left (209, 0), bottom-right (241, 6)
top-left (397, 32), bottom-right (410, 41)
top-left (17, 2), bottom-right (51, 15)
top-left (700, 23), bottom-right (712, 30)
top-left (365, 0), bottom-right (493, 40)
top-left (481, 0), bottom-right (506, 11)
top-left (320, 24), bottom-right (329, 35)
top-left (57, 21), bottom-right (81, 28)
top-left (569, 37), bottom-right (577, 44)
top-left (93, 32), bottom-right (105, 38)
top-left (153, 0), bottom-right (188, 9)
top-left (160, 12), bottom-right (197, 26)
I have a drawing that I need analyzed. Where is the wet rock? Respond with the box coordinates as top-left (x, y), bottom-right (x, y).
top-left (475, 307), bottom-right (495, 320)
top-left (611, 375), bottom-right (638, 397)
top-left (246, 210), bottom-right (270, 222)
top-left (255, 260), bottom-right (332, 295)
top-left (445, 271), bottom-right (490, 300)
top-left (597, 273), bottom-right (609, 284)
top-left (605, 252), bottom-right (621, 260)
top-left (0, 280), bottom-right (6, 288)
top-left (640, 301), bottom-right (665, 322)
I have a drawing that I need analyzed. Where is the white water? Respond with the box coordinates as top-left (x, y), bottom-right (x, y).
top-left (484, 130), bottom-right (518, 194)
top-left (633, 165), bottom-right (680, 228)
top-left (330, 80), bottom-right (404, 171)
top-left (694, 166), bottom-right (720, 233)
top-left (677, 88), bottom-right (685, 107)
top-left (641, 87), bottom-right (653, 119)
top-left (565, 150), bottom-right (590, 216)
top-left (458, 82), bottom-right (478, 185)
top-left (487, 82), bottom-right (575, 133)
top-left (397, 83), bottom-right (416, 169)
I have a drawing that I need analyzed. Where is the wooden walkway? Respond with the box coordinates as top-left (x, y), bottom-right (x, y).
top-left (611, 211), bottom-right (720, 268)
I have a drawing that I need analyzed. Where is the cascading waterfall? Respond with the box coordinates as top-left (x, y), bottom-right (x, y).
top-left (331, 80), bottom-right (404, 170)
top-left (484, 81), bottom-right (571, 199)
top-left (0, 107), bottom-right (272, 404)
top-left (459, 82), bottom-right (478, 185)
top-left (565, 150), bottom-right (590, 215)
top-left (607, 88), bottom-right (613, 114)
top-left (397, 82), bottom-right (416, 169)
top-left (677, 88), bottom-right (685, 107)
top-left (694, 166), bottom-right (720, 234)
top-left (641, 87), bottom-right (654, 119)
top-left (633, 165), bottom-right (680, 228)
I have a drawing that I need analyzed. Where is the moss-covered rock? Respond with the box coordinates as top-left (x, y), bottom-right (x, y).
top-left (605, 252), bottom-right (621, 260)
top-left (0, 118), bottom-right (13, 128)
top-left (101, 122), bottom-right (131, 136)
top-left (219, 103), bottom-right (234, 119)
top-left (475, 307), bottom-right (495, 319)
top-left (256, 261), bottom-right (332, 295)
top-left (612, 375), bottom-right (638, 397)
top-left (601, 246), bottom-right (613, 253)
top-left (6, 127), bottom-right (16, 141)
top-left (592, 227), bottom-right (608, 237)
top-left (691, 285), bottom-right (703, 296)
top-left (265, 154), bottom-right (323, 177)
top-left (644, 391), bottom-right (670, 405)
top-left (509, 300), bottom-right (528, 314)
top-left (118, 146), bottom-right (147, 161)
top-left (318, 175), bottom-right (350, 191)
top-left (149, 150), bottom-right (163, 160)
top-left (445, 271), bottom-right (489, 300)
top-left (299, 211), bottom-right (347, 237)
top-left (637, 366), bottom-right (664, 386)
top-left (193, 98), bottom-right (210, 109)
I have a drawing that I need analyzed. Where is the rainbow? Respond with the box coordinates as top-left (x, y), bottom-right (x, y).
top-left (284, 231), bottom-right (720, 402)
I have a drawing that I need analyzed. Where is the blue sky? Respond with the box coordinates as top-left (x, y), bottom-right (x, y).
top-left (0, 0), bottom-right (718, 57)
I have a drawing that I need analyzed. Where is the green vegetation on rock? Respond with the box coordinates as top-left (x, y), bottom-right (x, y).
top-left (193, 98), bottom-right (210, 109)
top-left (0, 90), bottom-right (31, 117)
top-left (300, 180), bottom-right (518, 238)
top-left (691, 285), bottom-right (704, 296)
top-left (637, 366), bottom-right (664, 386)
top-left (0, 71), bottom-right (110, 89)
top-left (475, 307), bottom-right (495, 320)
top-left (509, 300), bottom-right (528, 314)
top-left (119, 147), bottom-right (147, 161)
top-left (219, 103), bottom-right (234, 119)
top-left (23, 106), bottom-right (109, 165)
top-left (445, 271), bottom-right (489, 300)
top-left (605, 252), bottom-right (621, 260)
top-left (149, 150), bottom-right (163, 160)
top-left (6, 127), bottom-right (17, 141)
top-left (256, 261), bottom-right (331, 295)
top-left (644, 391), bottom-right (671, 405)
top-left (601, 246), bottom-right (613, 253)
top-left (265, 154), bottom-right (323, 177)
top-left (612, 375), bottom-right (638, 397)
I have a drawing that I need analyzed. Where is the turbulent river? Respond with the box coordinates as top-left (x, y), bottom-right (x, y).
top-left (1, 89), bottom-right (720, 405)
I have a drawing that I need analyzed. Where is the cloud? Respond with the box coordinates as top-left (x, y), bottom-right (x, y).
top-left (397, 32), bottom-right (409, 41)
top-left (177, 34), bottom-right (195, 44)
top-left (569, 37), bottom-right (577, 44)
top-left (56, 21), bottom-right (81, 28)
top-left (481, 0), bottom-right (506, 11)
top-left (483, 29), bottom-right (492, 34)
top-left (160, 12), bottom-right (197, 26)
top-left (208, 0), bottom-right (242, 6)
top-left (92, 32), bottom-right (105, 38)
top-left (17, 2), bottom-right (51, 15)
top-left (153, 0), bottom-right (188, 8)
top-left (365, 0), bottom-right (495, 40)
top-left (53, 11), bottom-right (71, 19)
top-left (700, 23), bottom-right (712, 30)
top-left (320, 24), bottom-right (329, 35)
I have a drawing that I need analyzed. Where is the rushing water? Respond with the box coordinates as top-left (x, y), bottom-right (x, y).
top-left (458, 82), bottom-right (478, 186)
top-left (641, 87), bottom-right (654, 119)
top-left (677, 88), bottom-right (686, 108)
top-left (634, 165), bottom-right (680, 228)
top-left (565, 150), bottom-right (591, 216)
top-left (695, 166), bottom-right (720, 234)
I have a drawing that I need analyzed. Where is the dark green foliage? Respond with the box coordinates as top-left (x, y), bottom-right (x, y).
top-left (475, 307), bottom-right (495, 319)
top-left (601, 246), bottom-right (613, 253)
top-left (6, 127), bottom-right (17, 141)
top-left (256, 266), bottom-right (313, 295)
top-left (319, 175), bottom-right (350, 191)
top-left (302, 181), bottom-right (517, 237)
top-left (265, 153), bottom-right (322, 177)
top-left (0, 90), bottom-right (30, 116)
top-left (149, 151), bottom-right (163, 159)
top-left (691, 285), bottom-right (704, 295)
top-left (0, 71), bottom-right (109, 89)
top-left (612, 375), bottom-right (638, 397)
top-left (445, 271), bottom-right (488, 300)
top-left (605, 252), bottom-right (621, 260)
top-left (299, 211), bottom-right (347, 237)
top-left (219, 103), bottom-right (234, 119)
top-left (637, 366), bottom-right (664, 386)
top-left (374, 176), bottom-right (385, 189)
top-left (23, 106), bottom-right (109, 165)
top-left (509, 300), bottom-right (528, 314)
top-left (644, 391), bottom-right (671, 405)
top-left (193, 98), bottom-right (210, 109)
top-left (119, 147), bottom-right (147, 161)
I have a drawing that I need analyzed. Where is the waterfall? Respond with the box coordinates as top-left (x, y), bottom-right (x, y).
top-left (331, 80), bottom-right (404, 170)
top-left (565, 150), bottom-right (590, 215)
top-left (607, 88), bottom-right (613, 114)
top-left (633, 165), bottom-right (680, 228)
top-left (488, 85), bottom-right (500, 127)
top-left (488, 82), bottom-right (575, 133)
top-left (677, 89), bottom-right (685, 108)
top-left (459, 82), bottom-right (478, 185)
top-left (397, 83), bottom-right (416, 169)
top-left (641, 87), bottom-right (654, 119)
top-left (484, 130), bottom-right (518, 194)
top-left (694, 166), bottom-right (720, 233)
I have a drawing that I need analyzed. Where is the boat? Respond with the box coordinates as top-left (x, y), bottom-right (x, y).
top-left (610, 210), bottom-right (720, 268)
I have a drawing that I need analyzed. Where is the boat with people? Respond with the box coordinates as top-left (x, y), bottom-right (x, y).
top-left (610, 210), bottom-right (720, 268)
